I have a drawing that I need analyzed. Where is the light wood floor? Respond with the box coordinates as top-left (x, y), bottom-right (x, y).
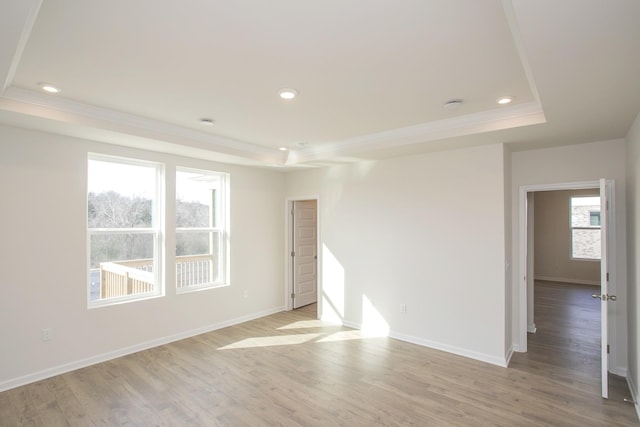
top-left (1, 284), bottom-right (637, 426)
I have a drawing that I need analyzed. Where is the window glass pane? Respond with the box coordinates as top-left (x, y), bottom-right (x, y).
top-left (572, 229), bottom-right (601, 260)
top-left (176, 231), bottom-right (220, 288)
top-left (176, 231), bottom-right (216, 257)
top-left (89, 233), bottom-right (155, 301)
top-left (176, 170), bottom-right (219, 228)
top-left (570, 196), bottom-right (600, 227)
top-left (570, 195), bottom-right (601, 260)
top-left (88, 159), bottom-right (156, 228)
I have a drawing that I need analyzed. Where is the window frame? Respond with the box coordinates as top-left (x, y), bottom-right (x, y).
top-left (87, 154), bottom-right (165, 307)
top-left (175, 166), bottom-right (229, 293)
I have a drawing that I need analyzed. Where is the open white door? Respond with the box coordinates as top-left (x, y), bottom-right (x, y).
top-left (594, 178), bottom-right (614, 398)
top-left (292, 200), bottom-right (317, 308)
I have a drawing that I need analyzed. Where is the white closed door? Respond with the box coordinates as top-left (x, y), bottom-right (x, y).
top-left (293, 200), bottom-right (317, 309)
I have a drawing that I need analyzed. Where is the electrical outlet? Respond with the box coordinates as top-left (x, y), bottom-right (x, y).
top-left (400, 304), bottom-right (407, 314)
top-left (41, 328), bottom-right (53, 342)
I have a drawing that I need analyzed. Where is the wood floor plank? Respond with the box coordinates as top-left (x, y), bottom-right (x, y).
top-left (1, 284), bottom-right (638, 425)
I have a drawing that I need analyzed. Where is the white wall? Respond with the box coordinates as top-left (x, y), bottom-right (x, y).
top-left (0, 124), bottom-right (285, 390)
top-left (625, 111), bottom-right (640, 409)
top-left (511, 139), bottom-right (628, 373)
top-left (533, 189), bottom-right (601, 285)
top-left (285, 143), bottom-right (509, 366)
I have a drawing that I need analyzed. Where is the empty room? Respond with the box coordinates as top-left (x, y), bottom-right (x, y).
top-left (2, 1), bottom-right (640, 425)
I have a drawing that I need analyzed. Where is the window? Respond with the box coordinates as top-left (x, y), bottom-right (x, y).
top-left (87, 155), bottom-right (163, 305)
top-left (176, 167), bottom-right (228, 291)
top-left (570, 196), bottom-right (601, 260)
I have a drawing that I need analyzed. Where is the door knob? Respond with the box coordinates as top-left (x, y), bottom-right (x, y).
top-left (608, 295), bottom-right (617, 301)
top-left (592, 293), bottom-right (601, 300)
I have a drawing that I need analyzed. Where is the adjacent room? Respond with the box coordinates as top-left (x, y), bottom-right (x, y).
top-left (1, 0), bottom-right (640, 425)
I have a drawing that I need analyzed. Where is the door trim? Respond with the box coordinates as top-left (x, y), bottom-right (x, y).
top-left (285, 196), bottom-right (320, 313)
top-left (516, 180), bottom-right (616, 367)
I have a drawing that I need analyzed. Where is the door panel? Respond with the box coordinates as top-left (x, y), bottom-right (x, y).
top-left (293, 200), bottom-right (317, 308)
top-left (599, 178), bottom-right (609, 398)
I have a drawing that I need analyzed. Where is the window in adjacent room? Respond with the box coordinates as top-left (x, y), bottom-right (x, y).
top-left (87, 155), bottom-right (164, 306)
top-left (570, 196), bottom-right (601, 260)
top-left (176, 167), bottom-right (229, 292)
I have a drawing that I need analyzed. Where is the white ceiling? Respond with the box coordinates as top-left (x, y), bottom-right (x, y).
top-left (0, 0), bottom-right (639, 168)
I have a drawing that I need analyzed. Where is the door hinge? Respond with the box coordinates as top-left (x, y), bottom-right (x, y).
top-left (291, 293), bottom-right (295, 299)
top-left (607, 344), bottom-right (610, 354)
top-left (291, 251), bottom-right (295, 257)
top-left (606, 272), bottom-right (609, 281)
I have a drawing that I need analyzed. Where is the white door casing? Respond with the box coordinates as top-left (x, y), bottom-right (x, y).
top-left (292, 200), bottom-right (317, 309)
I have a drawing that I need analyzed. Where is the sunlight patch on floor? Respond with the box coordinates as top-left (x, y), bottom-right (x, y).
top-left (316, 330), bottom-right (367, 342)
top-left (277, 319), bottom-right (334, 330)
top-left (218, 333), bottom-right (321, 350)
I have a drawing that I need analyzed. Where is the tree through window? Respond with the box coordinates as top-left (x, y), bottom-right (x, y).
top-left (87, 155), bottom-right (163, 305)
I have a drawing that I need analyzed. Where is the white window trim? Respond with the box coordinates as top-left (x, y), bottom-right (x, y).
top-left (87, 154), bottom-right (164, 308)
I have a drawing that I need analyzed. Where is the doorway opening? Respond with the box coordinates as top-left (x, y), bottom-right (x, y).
top-left (517, 180), bottom-right (616, 398)
top-left (526, 189), bottom-right (602, 393)
top-left (285, 198), bottom-right (319, 315)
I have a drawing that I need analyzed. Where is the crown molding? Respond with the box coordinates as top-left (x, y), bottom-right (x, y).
top-left (0, 86), bottom-right (286, 164)
top-left (0, 86), bottom-right (545, 167)
top-left (287, 101), bottom-right (545, 164)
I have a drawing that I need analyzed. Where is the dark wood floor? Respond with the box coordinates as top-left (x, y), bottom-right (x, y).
top-left (509, 281), bottom-right (636, 424)
top-left (515, 280), bottom-right (602, 383)
top-left (1, 283), bottom-right (637, 426)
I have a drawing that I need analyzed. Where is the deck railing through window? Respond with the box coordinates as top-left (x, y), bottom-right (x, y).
top-left (98, 254), bottom-right (214, 298)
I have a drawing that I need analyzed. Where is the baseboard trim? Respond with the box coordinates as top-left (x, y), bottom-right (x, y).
top-left (0, 306), bottom-right (284, 393)
top-left (611, 367), bottom-right (627, 377)
top-left (535, 275), bottom-right (600, 286)
top-left (341, 320), bottom-right (507, 368)
top-left (504, 345), bottom-right (515, 367)
top-left (626, 371), bottom-right (640, 421)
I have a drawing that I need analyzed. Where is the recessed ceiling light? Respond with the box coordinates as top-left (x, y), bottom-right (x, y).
top-left (497, 96), bottom-right (513, 105)
top-left (39, 83), bottom-right (60, 94)
top-left (444, 99), bottom-right (463, 110)
top-left (278, 88), bottom-right (298, 100)
top-left (279, 147), bottom-right (288, 151)
top-left (200, 118), bottom-right (215, 126)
